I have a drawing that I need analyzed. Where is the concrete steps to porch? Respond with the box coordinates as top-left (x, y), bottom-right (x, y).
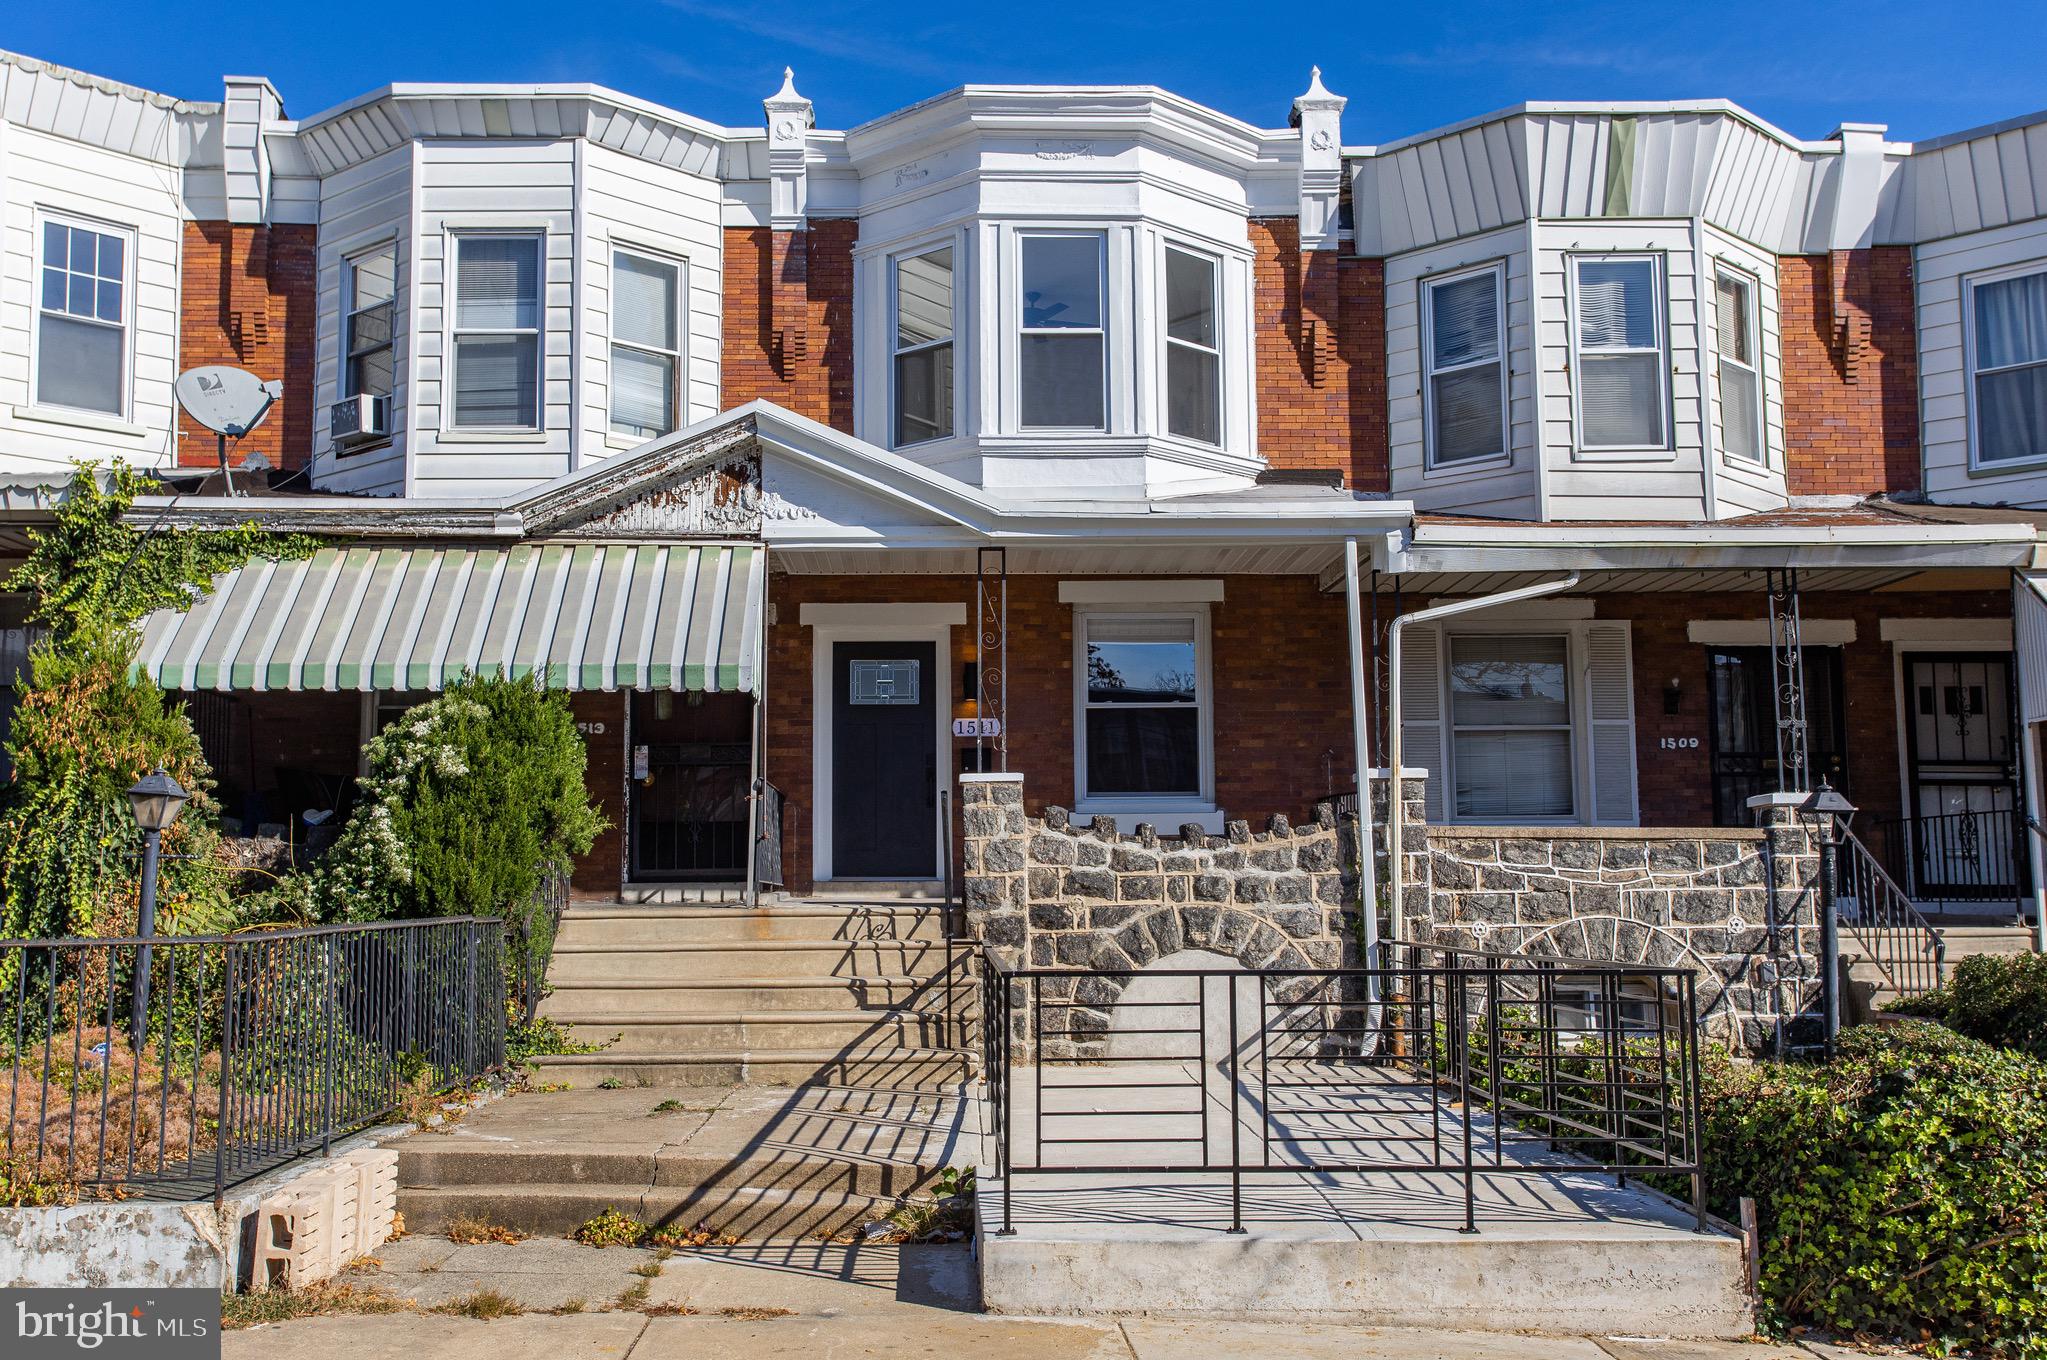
top-left (530, 902), bottom-right (972, 1093)
top-left (1843, 923), bottom-right (2036, 1022)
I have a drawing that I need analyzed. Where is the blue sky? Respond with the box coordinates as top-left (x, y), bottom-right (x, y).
top-left (11, 0), bottom-right (2047, 143)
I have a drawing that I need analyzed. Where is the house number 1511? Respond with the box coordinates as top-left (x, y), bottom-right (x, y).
top-left (1658, 736), bottom-right (1699, 750)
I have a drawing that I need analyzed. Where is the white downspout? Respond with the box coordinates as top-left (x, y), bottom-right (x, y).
top-left (1384, 572), bottom-right (1582, 946)
top-left (1342, 538), bottom-right (1381, 967)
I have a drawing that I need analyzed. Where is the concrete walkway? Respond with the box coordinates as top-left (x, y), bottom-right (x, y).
top-left (228, 1236), bottom-right (1868, 1359)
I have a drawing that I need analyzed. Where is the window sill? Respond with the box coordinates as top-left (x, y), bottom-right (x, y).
top-left (10, 405), bottom-right (145, 438)
top-left (433, 429), bottom-right (551, 445)
top-left (1072, 804), bottom-right (1224, 835)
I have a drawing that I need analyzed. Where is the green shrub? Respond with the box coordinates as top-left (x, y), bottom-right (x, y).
top-left (1698, 1023), bottom-right (2047, 1355)
top-left (278, 674), bottom-right (604, 1008)
top-left (1887, 952), bottom-right (2047, 1061)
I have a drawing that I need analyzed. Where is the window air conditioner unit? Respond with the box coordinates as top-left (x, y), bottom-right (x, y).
top-left (330, 394), bottom-right (391, 447)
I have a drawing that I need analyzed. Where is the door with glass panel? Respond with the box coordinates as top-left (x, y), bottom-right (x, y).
top-left (1446, 634), bottom-right (1575, 821)
top-left (1902, 653), bottom-right (2022, 907)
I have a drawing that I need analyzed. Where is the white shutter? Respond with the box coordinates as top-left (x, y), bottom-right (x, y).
top-left (1397, 623), bottom-right (1446, 822)
top-left (1583, 622), bottom-right (1638, 825)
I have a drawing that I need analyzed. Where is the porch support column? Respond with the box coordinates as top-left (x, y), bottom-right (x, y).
top-left (1342, 539), bottom-right (1381, 968)
top-left (745, 546), bottom-right (770, 908)
top-left (1765, 569), bottom-right (1811, 795)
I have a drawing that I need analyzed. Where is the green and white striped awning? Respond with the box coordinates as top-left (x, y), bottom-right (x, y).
top-left (133, 543), bottom-right (764, 694)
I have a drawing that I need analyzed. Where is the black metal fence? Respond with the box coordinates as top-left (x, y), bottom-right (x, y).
top-left (2, 917), bottom-right (503, 1199)
top-left (1866, 807), bottom-right (2028, 918)
top-left (981, 941), bottom-right (1705, 1235)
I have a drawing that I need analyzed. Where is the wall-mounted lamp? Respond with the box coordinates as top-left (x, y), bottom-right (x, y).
top-left (1662, 676), bottom-right (1683, 716)
top-left (959, 661), bottom-right (980, 718)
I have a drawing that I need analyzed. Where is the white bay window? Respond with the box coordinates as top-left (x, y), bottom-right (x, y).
top-left (344, 244), bottom-right (397, 403)
top-left (1424, 264), bottom-right (1507, 467)
top-left (1969, 266), bottom-right (2047, 467)
top-left (1714, 268), bottom-right (1762, 463)
top-left (892, 245), bottom-right (955, 447)
top-left (451, 234), bottom-right (542, 430)
top-left (610, 248), bottom-right (683, 440)
top-left (1571, 255), bottom-right (1667, 451)
top-left (1020, 233), bottom-right (1106, 430)
top-left (1163, 245), bottom-right (1220, 445)
top-left (36, 217), bottom-right (129, 417)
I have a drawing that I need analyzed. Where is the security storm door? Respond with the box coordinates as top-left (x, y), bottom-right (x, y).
top-left (1903, 653), bottom-right (2021, 902)
top-left (832, 642), bottom-right (938, 878)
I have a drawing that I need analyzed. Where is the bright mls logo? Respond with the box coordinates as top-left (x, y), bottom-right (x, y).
top-left (5, 1289), bottom-right (219, 1359)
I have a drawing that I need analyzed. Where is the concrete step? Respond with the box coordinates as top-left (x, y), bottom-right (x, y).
top-left (525, 1049), bottom-right (971, 1091)
top-left (553, 1010), bottom-right (963, 1054)
top-left (397, 1142), bottom-right (941, 1200)
top-left (545, 939), bottom-right (960, 983)
top-left (539, 975), bottom-right (950, 1015)
top-left (556, 904), bottom-right (952, 946)
top-left (396, 1181), bottom-right (894, 1242)
top-left (1936, 925), bottom-right (2037, 959)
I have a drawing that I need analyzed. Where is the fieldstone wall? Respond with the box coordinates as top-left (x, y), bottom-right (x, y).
top-left (1372, 775), bottom-right (1825, 1052)
top-left (959, 774), bottom-right (1358, 976)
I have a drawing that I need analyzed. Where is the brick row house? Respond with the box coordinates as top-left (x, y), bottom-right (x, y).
top-left (4, 50), bottom-right (2047, 1047)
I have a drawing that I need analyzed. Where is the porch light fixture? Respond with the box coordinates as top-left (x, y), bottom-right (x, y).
top-left (1797, 781), bottom-right (1855, 828)
top-left (126, 766), bottom-right (188, 1050)
top-left (1663, 676), bottom-right (1682, 716)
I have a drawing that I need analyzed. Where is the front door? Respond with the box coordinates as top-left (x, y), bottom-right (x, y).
top-left (831, 642), bottom-right (937, 878)
top-left (1903, 653), bottom-right (2022, 904)
top-left (629, 690), bottom-right (752, 881)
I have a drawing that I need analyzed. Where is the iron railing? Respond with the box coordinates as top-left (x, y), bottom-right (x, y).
top-left (1, 917), bottom-right (504, 1200)
top-left (1836, 829), bottom-right (1947, 998)
top-left (1867, 808), bottom-right (2026, 916)
top-left (980, 941), bottom-right (1705, 1235)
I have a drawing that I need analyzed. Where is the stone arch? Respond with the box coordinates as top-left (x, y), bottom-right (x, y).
top-left (1495, 914), bottom-right (1734, 1024)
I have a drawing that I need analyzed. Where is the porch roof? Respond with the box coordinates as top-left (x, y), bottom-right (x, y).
top-left (131, 541), bottom-right (764, 694)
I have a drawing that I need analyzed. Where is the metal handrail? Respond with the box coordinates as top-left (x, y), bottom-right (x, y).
top-left (979, 941), bottom-right (1705, 1237)
top-left (2, 917), bottom-right (506, 1199)
top-left (1837, 828), bottom-right (1947, 998)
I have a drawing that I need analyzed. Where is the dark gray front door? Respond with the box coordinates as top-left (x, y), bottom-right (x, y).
top-left (831, 642), bottom-right (937, 878)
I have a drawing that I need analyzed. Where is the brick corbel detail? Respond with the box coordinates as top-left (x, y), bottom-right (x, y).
top-left (1826, 249), bottom-right (1874, 383)
top-left (770, 228), bottom-right (809, 380)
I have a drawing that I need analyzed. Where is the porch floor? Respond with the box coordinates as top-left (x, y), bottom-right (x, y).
top-left (975, 1062), bottom-right (1750, 1336)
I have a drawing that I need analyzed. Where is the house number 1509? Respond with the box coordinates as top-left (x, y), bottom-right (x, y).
top-left (1658, 736), bottom-right (1699, 749)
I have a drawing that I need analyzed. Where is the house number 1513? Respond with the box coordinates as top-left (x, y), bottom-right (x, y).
top-left (1658, 736), bottom-right (1699, 750)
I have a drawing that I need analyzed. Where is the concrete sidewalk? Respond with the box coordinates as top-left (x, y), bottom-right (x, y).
top-left (225, 1236), bottom-right (1885, 1359)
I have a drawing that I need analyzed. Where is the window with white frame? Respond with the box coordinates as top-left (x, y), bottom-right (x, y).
top-left (610, 249), bottom-right (683, 439)
top-left (1077, 611), bottom-right (1210, 804)
top-left (1969, 267), bottom-right (2047, 466)
top-left (35, 217), bottom-right (129, 416)
top-left (1020, 233), bottom-right (1106, 430)
top-left (1424, 264), bottom-right (1507, 466)
top-left (892, 245), bottom-right (954, 446)
top-left (1164, 244), bottom-right (1221, 445)
top-left (1447, 633), bottom-right (1574, 820)
top-left (1571, 256), bottom-right (1667, 450)
top-left (450, 234), bottom-right (542, 430)
top-left (1714, 268), bottom-right (1762, 463)
top-left (344, 244), bottom-right (397, 403)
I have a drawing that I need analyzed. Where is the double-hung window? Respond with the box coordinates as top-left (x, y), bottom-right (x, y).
top-left (344, 244), bottom-right (397, 403)
top-left (1019, 233), bottom-right (1106, 430)
top-left (1448, 634), bottom-right (1574, 820)
top-left (1969, 267), bottom-right (2047, 466)
top-left (610, 249), bottom-right (684, 439)
top-left (892, 246), bottom-right (954, 446)
top-left (1571, 256), bottom-right (1667, 450)
top-left (36, 217), bottom-right (128, 416)
top-left (1714, 269), bottom-right (1762, 463)
top-left (450, 234), bottom-right (542, 430)
top-left (1164, 245), bottom-right (1221, 444)
top-left (1077, 611), bottom-right (1210, 805)
top-left (1424, 265), bottom-right (1507, 466)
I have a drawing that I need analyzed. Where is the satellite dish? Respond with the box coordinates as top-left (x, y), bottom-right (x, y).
top-left (174, 365), bottom-right (281, 438)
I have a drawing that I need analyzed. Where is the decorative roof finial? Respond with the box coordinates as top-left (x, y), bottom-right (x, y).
top-left (771, 67), bottom-right (803, 104)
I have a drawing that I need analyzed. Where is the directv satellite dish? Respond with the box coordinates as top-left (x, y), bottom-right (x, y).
top-left (174, 365), bottom-right (282, 496)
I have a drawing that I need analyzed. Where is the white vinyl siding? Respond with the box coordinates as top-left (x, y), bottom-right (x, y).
top-left (1918, 220), bottom-right (2047, 503)
top-left (1570, 254), bottom-right (1669, 451)
top-left (1423, 263), bottom-right (1507, 468)
top-left (312, 143), bottom-right (413, 494)
top-left (892, 245), bottom-right (955, 447)
top-left (1713, 268), bottom-right (1762, 464)
top-left (1162, 244), bottom-right (1221, 446)
top-left (1018, 232), bottom-right (1107, 431)
top-left (449, 234), bottom-right (543, 430)
top-left (1398, 617), bottom-right (1637, 827)
top-left (608, 248), bottom-right (684, 440)
top-left (34, 216), bottom-right (129, 417)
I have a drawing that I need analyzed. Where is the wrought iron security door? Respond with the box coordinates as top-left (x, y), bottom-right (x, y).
top-left (1901, 653), bottom-right (2023, 906)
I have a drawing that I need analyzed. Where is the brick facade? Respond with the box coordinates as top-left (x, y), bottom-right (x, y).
top-left (720, 223), bottom-right (857, 430)
top-left (177, 222), bottom-right (317, 471)
top-left (1250, 220), bottom-right (1389, 491)
top-left (1777, 248), bottom-right (1918, 496)
top-left (764, 571), bottom-right (1360, 893)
